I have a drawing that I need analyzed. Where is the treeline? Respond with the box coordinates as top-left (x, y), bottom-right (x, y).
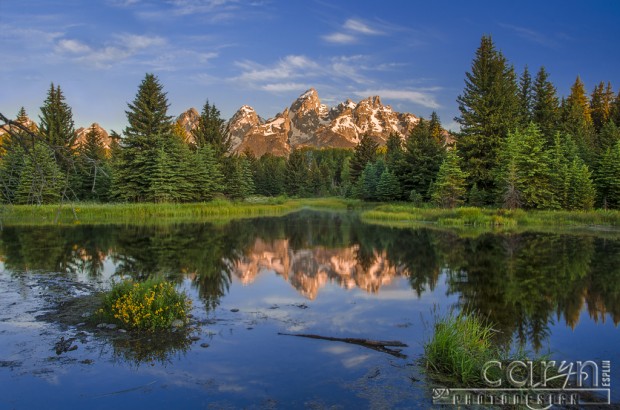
top-left (1, 35), bottom-right (619, 209)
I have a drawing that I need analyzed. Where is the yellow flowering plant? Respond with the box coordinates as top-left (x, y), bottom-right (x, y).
top-left (97, 279), bottom-right (191, 332)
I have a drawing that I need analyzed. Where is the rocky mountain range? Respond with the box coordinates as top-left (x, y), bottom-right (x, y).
top-left (177, 88), bottom-right (421, 157)
top-left (2, 88), bottom-right (427, 157)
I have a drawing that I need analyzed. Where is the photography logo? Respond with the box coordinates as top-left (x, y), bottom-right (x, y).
top-left (432, 360), bottom-right (611, 409)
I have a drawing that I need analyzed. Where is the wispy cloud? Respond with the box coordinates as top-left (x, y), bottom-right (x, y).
top-left (53, 34), bottom-right (171, 68)
top-left (322, 32), bottom-right (357, 44)
top-left (499, 23), bottom-right (558, 48)
top-left (344, 18), bottom-right (383, 35)
top-left (261, 82), bottom-right (311, 92)
top-left (231, 54), bottom-right (376, 93)
top-left (323, 17), bottom-right (385, 45)
top-left (353, 88), bottom-right (441, 109)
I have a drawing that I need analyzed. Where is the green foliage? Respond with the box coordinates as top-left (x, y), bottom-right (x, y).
top-left (76, 125), bottom-right (110, 201)
top-left (285, 148), bottom-right (308, 197)
top-left (590, 82), bottom-right (615, 133)
top-left (532, 66), bottom-right (560, 144)
top-left (112, 74), bottom-right (174, 202)
top-left (456, 35), bottom-right (519, 200)
top-left (225, 155), bottom-right (254, 200)
top-left (517, 65), bottom-right (533, 126)
top-left (191, 99), bottom-right (231, 157)
top-left (561, 76), bottom-right (596, 164)
top-left (254, 153), bottom-right (286, 196)
top-left (396, 118), bottom-right (445, 201)
top-left (192, 144), bottom-right (223, 201)
top-left (96, 279), bottom-right (191, 332)
top-left (496, 123), bottom-right (553, 209)
top-left (595, 141), bottom-right (620, 209)
top-left (431, 148), bottom-right (468, 208)
top-left (349, 134), bottom-right (378, 183)
top-left (14, 142), bottom-right (65, 204)
top-left (595, 120), bottom-right (620, 155)
top-left (376, 169), bottom-right (401, 201)
top-left (38, 83), bottom-right (75, 171)
top-left (0, 132), bottom-right (27, 204)
top-left (425, 312), bottom-right (503, 385)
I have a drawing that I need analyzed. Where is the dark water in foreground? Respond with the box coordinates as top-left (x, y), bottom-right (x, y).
top-left (0, 210), bottom-right (619, 408)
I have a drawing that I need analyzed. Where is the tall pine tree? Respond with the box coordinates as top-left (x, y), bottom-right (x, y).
top-left (455, 35), bottom-right (519, 201)
top-left (349, 134), bottom-right (378, 183)
top-left (532, 66), bottom-right (560, 144)
top-left (39, 83), bottom-right (76, 172)
top-left (430, 147), bottom-right (468, 208)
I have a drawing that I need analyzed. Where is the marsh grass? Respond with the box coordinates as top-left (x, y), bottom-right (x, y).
top-left (96, 279), bottom-right (191, 332)
top-left (363, 204), bottom-right (620, 230)
top-left (425, 312), bottom-right (564, 390)
top-left (0, 197), bottom-right (359, 226)
top-left (425, 312), bottom-right (504, 385)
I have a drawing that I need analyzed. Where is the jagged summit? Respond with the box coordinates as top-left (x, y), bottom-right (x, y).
top-left (224, 88), bottom-right (420, 157)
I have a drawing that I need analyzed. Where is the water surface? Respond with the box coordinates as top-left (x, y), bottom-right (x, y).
top-left (1, 210), bottom-right (619, 408)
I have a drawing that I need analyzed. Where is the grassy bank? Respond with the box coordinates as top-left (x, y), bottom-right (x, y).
top-left (0, 197), bottom-right (360, 226)
top-left (362, 204), bottom-right (620, 231)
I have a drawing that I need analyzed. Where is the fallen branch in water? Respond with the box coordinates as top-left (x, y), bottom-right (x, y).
top-left (278, 333), bottom-right (408, 358)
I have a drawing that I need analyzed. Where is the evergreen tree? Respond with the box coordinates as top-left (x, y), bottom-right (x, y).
top-left (428, 112), bottom-right (443, 142)
top-left (355, 161), bottom-right (380, 201)
top-left (595, 141), bottom-right (620, 209)
top-left (112, 73), bottom-right (174, 202)
top-left (191, 100), bottom-right (231, 157)
top-left (14, 142), bottom-right (64, 204)
top-left (517, 65), bottom-right (533, 126)
top-left (455, 35), bottom-right (519, 200)
top-left (430, 147), bottom-right (468, 208)
top-left (254, 154), bottom-right (286, 196)
top-left (611, 91), bottom-right (620, 126)
top-left (562, 76), bottom-right (595, 163)
top-left (0, 108), bottom-right (31, 203)
top-left (385, 132), bottom-right (403, 170)
top-left (396, 119), bottom-right (445, 201)
top-left (376, 169), bottom-right (401, 201)
top-left (193, 144), bottom-right (223, 201)
top-left (38, 83), bottom-right (76, 171)
top-left (567, 159), bottom-right (596, 210)
top-left (349, 134), bottom-right (378, 183)
top-left (285, 148), bottom-right (308, 196)
top-left (590, 81), bottom-right (614, 133)
top-left (76, 125), bottom-right (110, 201)
top-left (532, 66), bottom-right (560, 144)
top-left (225, 155), bottom-right (254, 200)
top-left (595, 120), bottom-right (620, 155)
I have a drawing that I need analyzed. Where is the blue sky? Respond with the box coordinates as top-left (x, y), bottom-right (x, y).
top-left (1, 0), bottom-right (619, 133)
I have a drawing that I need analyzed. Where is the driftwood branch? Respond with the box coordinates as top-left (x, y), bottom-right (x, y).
top-left (278, 332), bottom-right (408, 358)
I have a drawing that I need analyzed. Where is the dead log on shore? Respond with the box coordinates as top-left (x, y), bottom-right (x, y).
top-left (278, 332), bottom-right (408, 358)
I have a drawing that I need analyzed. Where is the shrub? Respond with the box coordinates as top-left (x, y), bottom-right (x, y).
top-left (97, 279), bottom-right (191, 331)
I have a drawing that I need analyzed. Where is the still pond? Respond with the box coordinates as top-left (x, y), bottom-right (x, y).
top-left (0, 210), bottom-right (619, 408)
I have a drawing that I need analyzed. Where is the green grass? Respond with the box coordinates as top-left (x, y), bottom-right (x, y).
top-left (425, 312), bottom-right (504, 386)
top-left (362, 204), bottom-right (620, 231)
top-left (424, 312), bottom-right (560, 389)
top-left (0, 197), bottom-right (361, 226)
top-left (95, 279), bottom-right (191, 332)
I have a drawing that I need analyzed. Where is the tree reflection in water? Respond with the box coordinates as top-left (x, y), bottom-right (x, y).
top-left (1, 210), bottom-right (619, 353)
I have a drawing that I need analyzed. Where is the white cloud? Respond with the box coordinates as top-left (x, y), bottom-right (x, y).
top-left (56, 39), bottom-right (91, 54)
top-left (354, 89), bottom-right (441, 109)
top-left (323, 32), bottom-right (357, 44)
top-left (234, 55), bottom-right (319, 83)
top-left (344, 18), bottom-right (383, 35)
top-left (261, 82), bottom-right (311, 92)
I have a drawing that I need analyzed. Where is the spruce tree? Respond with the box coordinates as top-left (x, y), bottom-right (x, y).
top-left (76, 125), bottom-right (110, 201)
top-left (430, 147), bottom-right (468, 208)
top-left (517, 65), bottom-right (533, 126)
top-left (349, 134), bottom-right (378, 183)
top-left (595, 141), bottom-right (620, 209)
top-left (376, 169), bottom-right (401, 201)
top-left (14, 142), bottom-right (63, 204)
top-left (285, 148), bottom-right (308, 196)
top-left (590, 81), bottom-right (614, 133)
top-left (532, 66), bottom-right (560, 144)
top-left (385, 132), bottom-right (403, 170)
top-left (595, 120), bottom-right (620, 155)
top-left (455, 35), bottom-right (519, 200)
top-left (428, 112), bottom-right (443, 142)
top-left (193, 145), bottom-right (223, 201)
top-left (192, 100), bottom-right (231, 157)
top-left (562, 76), bottom-right (595, 163)
top-left (396, 119), bottom-right (445, 201)
top-left (39, 83), bottom-right (76, 171)
top-left (112, 73), bottom-right (174, 202)
top-left (0, 109), bottom-right (31, 203)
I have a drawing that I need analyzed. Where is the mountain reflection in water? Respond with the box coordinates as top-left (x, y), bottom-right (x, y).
top-left (1, 210), bottom-right (619, 352)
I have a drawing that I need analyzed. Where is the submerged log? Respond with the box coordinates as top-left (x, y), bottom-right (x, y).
top-left (278, 332), bottom-right (408, 358)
